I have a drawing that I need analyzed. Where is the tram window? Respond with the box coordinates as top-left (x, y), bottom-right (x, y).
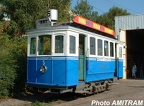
top-left (90, 37), bottom-right (95, 55)
top-left (70, 35), bottom-right (76, 54)
top-left (110, 42), bottom-right (114, 57)
top-left (104, 40), bottom-right (109, 56)
top-left (30, 37), bottom-right (36, 54)
top-left (55, 35), bottom-right (63, 53)
top-left (119, 47), bottom-right (122, 58)
top-left (97, 39), bottom-right (103, 56)
top-left (38, 35), bottom-right (51, 55)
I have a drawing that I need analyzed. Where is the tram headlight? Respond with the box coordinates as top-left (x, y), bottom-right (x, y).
top-left (40, 65), bottom-right (47, 73)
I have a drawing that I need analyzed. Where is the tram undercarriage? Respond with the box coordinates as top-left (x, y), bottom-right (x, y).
top-left (27, 80), bottom-right (113, 95)
top-left (74, 80), bottom-right (112, 94)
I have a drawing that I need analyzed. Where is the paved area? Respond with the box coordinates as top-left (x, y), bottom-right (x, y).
top-left (55, 79), bottom-right (144, 106)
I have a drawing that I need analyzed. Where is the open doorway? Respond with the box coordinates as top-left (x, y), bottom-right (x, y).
top-left (126, 29), bottom-right (144, 78)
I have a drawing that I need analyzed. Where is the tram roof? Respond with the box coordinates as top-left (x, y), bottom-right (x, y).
top-left (28, 16), bottom-right (115, 38)
top-left (53, 16), bottom-right (115, 38)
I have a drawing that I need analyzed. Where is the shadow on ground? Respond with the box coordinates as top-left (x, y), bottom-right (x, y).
top-left (14, 91), bottom-right (88, 104)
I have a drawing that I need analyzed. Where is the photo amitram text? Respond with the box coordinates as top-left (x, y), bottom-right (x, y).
top-left (91, 100), bottom-right (143, 106)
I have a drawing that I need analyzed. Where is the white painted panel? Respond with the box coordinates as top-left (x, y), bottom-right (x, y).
top-left (119, 29), bottom-right (127, 79)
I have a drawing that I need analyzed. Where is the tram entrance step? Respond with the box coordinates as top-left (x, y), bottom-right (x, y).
top-left (113, 76), bottom-right (118, 82)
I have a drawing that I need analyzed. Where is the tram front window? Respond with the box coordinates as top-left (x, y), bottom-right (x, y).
top-left (55, 35), bottom-right (63, 53)
top-left (30, 37), bottom-right (36, 54)
top-left (70, 35), bottom-right (76, 54)
top-left (38, 35), bottom-right (51, 55)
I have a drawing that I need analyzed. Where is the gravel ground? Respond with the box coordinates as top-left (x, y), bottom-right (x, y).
top-left (0, 99), bottom-right (31, 106)
top-left (0, 78), bottom-right (144, 106)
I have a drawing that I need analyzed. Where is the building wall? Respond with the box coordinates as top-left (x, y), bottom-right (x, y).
top-left (115, 14), bottom-right (144, 79)
top-left (115, 14), bottom-right (144, 36)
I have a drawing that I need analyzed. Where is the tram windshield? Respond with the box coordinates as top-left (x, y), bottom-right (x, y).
top-left (55, 35), bottom-right (63, 53)
top-left (30, 37), bottom-right (36, 54)
top-left (38, 35), bottom-right (51, 55)
top-left (70, 35), bottom-right (76, 54)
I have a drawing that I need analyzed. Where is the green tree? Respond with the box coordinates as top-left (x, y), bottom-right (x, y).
top-left (1, 0), bottom-right (72, 35)
top-left (48, 0), bottom-right (72, 22)
top-left (72, 0), bottom-right (99, 22)
top-left (0, 0), bottom-right (72, 97)
top-left (98, 6), bottom-right (131, 29)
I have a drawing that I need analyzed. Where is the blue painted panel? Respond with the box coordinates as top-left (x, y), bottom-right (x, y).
top-left (27, 57), bottom-right (36, 83)
top-left (27, 56), bottom-right (79, 87)
top-left (27, 56), bottom-right (118, 88)
top-left (66, 57), bottom-right (78, 86)
top-left (117, 59), bottom-right (123, 78)
top-left (52, 58), bottom-right (66, 86)
top-left (86, 72), bottom-right (114, 82)
top-left (36, 57), bottom-right (52, 84)
top-left (86, 57), bottom-right (115, 82)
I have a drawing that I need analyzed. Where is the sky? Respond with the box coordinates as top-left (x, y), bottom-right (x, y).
top-left (71, 0), bottom-right (144, 15)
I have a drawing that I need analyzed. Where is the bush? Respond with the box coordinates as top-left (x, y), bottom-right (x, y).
top-left (0, 34), bottom-right (16, 96)
top-left (32, 102), bottom-right (47, 106)
top-left (11, 37), bottom-right (27, 93)
top-left (0, 33), bottom-right (27, 96)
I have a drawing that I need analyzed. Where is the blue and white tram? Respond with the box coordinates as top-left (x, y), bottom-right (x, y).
top-left (27, 15), bottom-right (123, 93)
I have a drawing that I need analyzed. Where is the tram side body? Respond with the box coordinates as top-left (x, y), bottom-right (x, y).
top-left (27, 25), bottom-right (123, 93)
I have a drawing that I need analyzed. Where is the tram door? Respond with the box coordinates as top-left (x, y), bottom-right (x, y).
top-left (115, 43), bottom-right (123, 78)
top-left (78, 34), bottom-right (86, 81)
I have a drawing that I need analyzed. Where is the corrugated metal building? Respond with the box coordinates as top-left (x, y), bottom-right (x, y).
top-left (115, 14), bottom-right (144, 79)
top-left (115, 14), bottom-right (144, 36)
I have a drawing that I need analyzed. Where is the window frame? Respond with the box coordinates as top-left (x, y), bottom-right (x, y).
top-left (119, 46), bottom-right (123, 59)
top-left (38, 35), bottom-right (52, 56)
top-left (104, 40), bottom-right (109, 57)
top-left (67, 32), bottom-right (78, 56)
top-left (53, 33), bottom-right (65, 56)
top-left (110, 42), bottom-right (114, 57)
top-left (55, 35), bottom-right (64, 53)
top-left (97, 38), bottom-right (103, 56)
top-left (116, 43), bottom-right (123, 59)
top-left (90, 36), bottom-right (96, 55)
top-left (69, 35), bottom-right (76, 54)
top-left (29, 36), bottom-right (37, 56)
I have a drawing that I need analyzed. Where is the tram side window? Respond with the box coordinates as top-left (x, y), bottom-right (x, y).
top-left (119, 47), bottom-right (122, 58)
top-left (70, 35), bottom-right (76, 54)
top-left (97, 39), bottom-right (103, 56)
top-left (90, 37), bottom-right (95, 55)
top-left (38, 35), bottom-right (51, 55)
top-left (55, 35), bottom-right (63, 53)
top-left (104, 40), bottom-right (109, 56)
top-left (30, 37), bottom-right (36, 54)
top-left (110, 42), bottom-right (114, 57)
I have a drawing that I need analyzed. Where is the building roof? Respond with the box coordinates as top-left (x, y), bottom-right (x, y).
top-left (115, 14), bottom-right (144, 35)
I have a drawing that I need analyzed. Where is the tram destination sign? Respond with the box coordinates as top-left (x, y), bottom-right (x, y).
top-left (73, 16), bottom-right (115, 36)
